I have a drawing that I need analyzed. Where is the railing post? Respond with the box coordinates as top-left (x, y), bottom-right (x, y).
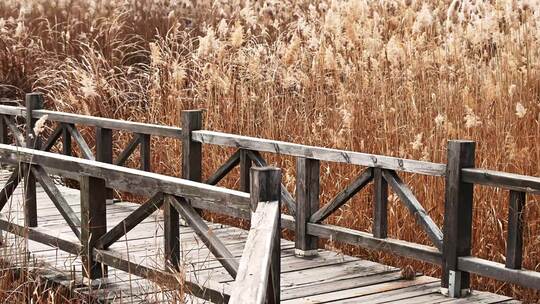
top-left (96, 127), bottom-right (114, 201)
top-left (80, 174), bottom-right (107, 279)
top-left (506, 190), bottom-right (526, 269)
top-left (295, 157), bottom-right (319, 257)
top-left (139, 133), bottom-right (151, 172)
top-left (24, 93), bottom-right (43, 227)
top-left (250, 166), bottom-right (281, 304)
top-left (442, 140), bottom-right (475, 298)
top-left (181, 110), bottom-right (202, 182)
top-left (61, 123), bottom-right (72, 156)
top-left (240, 149), bottom-right (252, 192)
top-left (164, 194), bottom-right (180, 270)
top-left (373, 167), bottom-right (388, 238)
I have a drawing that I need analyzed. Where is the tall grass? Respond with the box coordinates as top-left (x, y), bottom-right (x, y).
top-left (1, 0), bottom-right (539, 301)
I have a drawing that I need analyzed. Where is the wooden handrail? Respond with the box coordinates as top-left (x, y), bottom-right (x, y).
top-left (230, 167), bottom-right (281, 304)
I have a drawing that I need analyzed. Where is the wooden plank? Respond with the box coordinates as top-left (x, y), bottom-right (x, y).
top-left (248, 150), bottom-right (296, 216)
top-left (29, 109), bottom-right (184, 139)
top-left (169, 195), bottom-right (239, 278)
top-left (139, 133), bottom-right (151, 171)
top-left (95, 192), bottom-right (164, 249)
top-left (41, 124), bottom-right (63, 152)
top-left (458, 256), bottom-right (540, 291)
top-left (373, 168), bottom-right (388, 238)
top-left (331, 282), bottom-right (441, 304)
top-left (66, 123), bottom-right (95, 160)
top-left (80, 175), bottom-right (107, 279)
top-left (0, 144), bottom-right (251, 207)
top-left (192, 130), bottom-right (447, 176)
top-left (0, 166), bottom-right (21, 212)
top-left (306, 223), bottom-right (442, 265)
top-left (462, 168), bottom-right (540, 194)
top-left (296, 157), bottom-right (319, 256)
top-left (442, 140), bottom-right (475, 296)
top-left (114, 134), bottom-right (140, 166)
top-left (229, 201), bottom-right (280, 304)
top-left (506, 190), bottom-right (526, 269)
top-left (0, 105), bottom-right (25, 116)
top-left (383, 170), bottom-right (443, 250)
top-left (205, 149), bottom-right (241, 185)
top-left (311, 168), bottom-right (373, 223)
top-left (31, 165), bottom-right (81, 239)
top-left (283, 273), bottom-right (436, 302)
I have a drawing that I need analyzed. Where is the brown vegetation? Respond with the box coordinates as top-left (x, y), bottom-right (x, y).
top-left (1, 0), bottom-right (539, 302)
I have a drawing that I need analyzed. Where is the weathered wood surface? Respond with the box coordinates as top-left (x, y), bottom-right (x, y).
top-left (0, 105), bottom-right (184, 139)
top-left (192, 130), bottom-right (447, 176)
top-left (229, 201), bottom-right (280, 304)
top-left (0, 171), bottom-right (518, 303)
top-left (462, 168), bottom-right (540, 194)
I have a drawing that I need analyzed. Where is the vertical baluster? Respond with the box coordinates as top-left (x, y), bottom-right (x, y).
top-left (0, 114), bottom-right (7, 145)
top-left (62, 123), bottom-right (72, 156)
top-left (80, 175), bottom-right (107, 279)
top-left (24, 93), bottom-right (43, 227)
top-left (506, 190), bottom-right (526, 269)
top-left (373, 167), bottom-right (388, 238)
top-left (96, 127), bottom-right (113, 201)
top-left (250, 167), bottom-right (281, 304)
top-left (442, 140), bottom-right (475, 298)
top-left (295, 157), bottom-right (320, 257)
top-left (139, 133), bottom-right (151, 172)
top-left (240, 149), bottom-right (251, 192)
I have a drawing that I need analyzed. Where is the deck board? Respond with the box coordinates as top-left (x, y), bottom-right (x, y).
top-left (0, 170), bottom-right (517, 303)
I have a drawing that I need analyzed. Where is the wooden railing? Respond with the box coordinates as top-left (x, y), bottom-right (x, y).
top-left (0, 92), bottom-right (539, 301)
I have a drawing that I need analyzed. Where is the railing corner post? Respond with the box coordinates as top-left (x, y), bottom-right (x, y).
top-left (442, 140), bottom-right (475, 298)
top-left (24, 92), bottom-right (43, 227)
top-left (295, 157), bottom-right (320, 257)
top-left (250, 166), bottom-right (281, 304)
top-left (80, 174), bottom-right (108, 279)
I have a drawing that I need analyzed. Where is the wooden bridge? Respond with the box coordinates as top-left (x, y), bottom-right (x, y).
top-left (0, 93), bottom-right (538, 303)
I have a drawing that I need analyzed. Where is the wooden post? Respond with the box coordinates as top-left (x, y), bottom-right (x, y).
top-left (250, 166), bottom-right (281, 304)
top-left (139, 133), bottom-right (151, 172)
top-left (240, 149), bottom-right (252, 192)
top-left (373, 168), bottom-right (388, 238)
top-left (80, 175), bottom-right (107, 279)
top-left (442, 140), bottom-right (475, 298)
top-left (24, 93), bottom-right (43, 227)
top-left (506, 190), bottom-right (526, 269)
top-left (181, 109), bottom-right (203, 217)
top-left (96, 127), bottom-right (113, 201)
top-left (295, 157), bottom-right (320, 257)
top-left (181, 110), bottom-right (202, 182)
top-left (0, 115), bottom-right (7, 145)
top-left (164, 195), bottom-right (180, 270)
top-left (61, 123), bottom-right (72, 156)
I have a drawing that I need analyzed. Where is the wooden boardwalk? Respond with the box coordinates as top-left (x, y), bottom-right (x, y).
top-left (0, 171), bottom-right (517, 303)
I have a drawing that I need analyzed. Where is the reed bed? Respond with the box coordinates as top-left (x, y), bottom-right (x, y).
top-left (1, 0), bottom-right (539, 302)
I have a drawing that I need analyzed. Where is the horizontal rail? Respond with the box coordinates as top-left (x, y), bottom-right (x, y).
top-left (230, 201), bottom-right (280, 304)
top-left (458, 256), bottom-right (540, 290)
top-left (306, 223), bottom-right (442, 265)
top-left (0, 144), bottom-right (250, 207)
top-left (94, 249), bottom-right (230, 303)
top-left (462, 168), bottom-right (540, 194)
top-left (192, 131), bottom-right (446, 176)
top-left (0, 105), bottom-right (183, 138)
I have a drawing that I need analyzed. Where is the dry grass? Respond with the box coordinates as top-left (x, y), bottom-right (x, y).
top-left (1, 0), bottom-right (540, 302)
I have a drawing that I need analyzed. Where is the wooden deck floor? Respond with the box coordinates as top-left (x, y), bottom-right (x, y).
top-left (0, 170), bottom-right (518, 303)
